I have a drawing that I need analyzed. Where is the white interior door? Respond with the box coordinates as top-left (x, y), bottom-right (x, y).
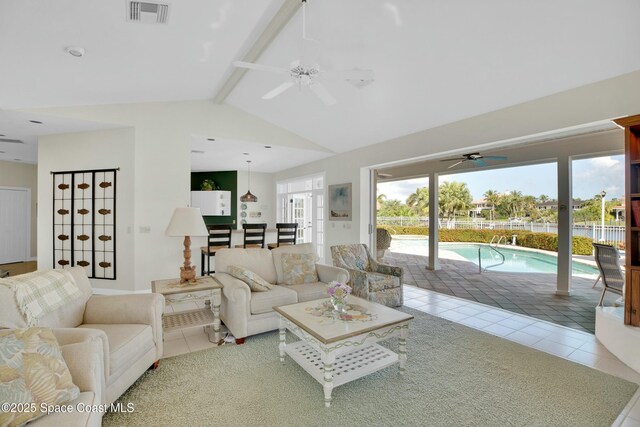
top-left (0, 188), bottom-right (29, 264)
top-left (277, 173), bottom-right (325, 261)
top-left (291, 193), bottom-right (312, 243)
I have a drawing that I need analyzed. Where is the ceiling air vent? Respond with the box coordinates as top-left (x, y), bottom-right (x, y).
top-left (128, 1), bottom-right (169, 24)
top-left (0, 138), bottom-right (24, 144)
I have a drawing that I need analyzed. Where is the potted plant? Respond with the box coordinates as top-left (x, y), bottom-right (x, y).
top-left (201, 179), bottom-right (217, 191)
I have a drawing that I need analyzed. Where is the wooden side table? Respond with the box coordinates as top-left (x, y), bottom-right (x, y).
top-left (151, 275), bottom-right (223, 345)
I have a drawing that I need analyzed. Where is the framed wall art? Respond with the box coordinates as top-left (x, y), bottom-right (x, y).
top-left (328, 183), bottom-right (352, 221)
top-left (52, 168), bottom-right (117, 279)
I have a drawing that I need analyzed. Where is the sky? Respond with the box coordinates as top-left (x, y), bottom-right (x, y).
top-left (378, 155), bottom-right (624, 203)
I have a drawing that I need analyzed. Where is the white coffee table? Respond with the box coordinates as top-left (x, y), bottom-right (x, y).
top-left (274, 296), bottom-right (413, 407)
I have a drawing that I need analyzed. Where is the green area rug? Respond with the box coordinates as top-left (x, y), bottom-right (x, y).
top-left (104, 308), bottom-right (637, 426)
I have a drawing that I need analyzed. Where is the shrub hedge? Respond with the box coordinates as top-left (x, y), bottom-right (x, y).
top-left (378, 225), bottom-right (593, 255)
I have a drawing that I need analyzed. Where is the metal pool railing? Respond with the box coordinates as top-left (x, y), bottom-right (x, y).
top-left (478, 236), bottom-right (506, 273)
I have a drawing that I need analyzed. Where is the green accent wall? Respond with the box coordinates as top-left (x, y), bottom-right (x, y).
top-left (191, 171), bottom-right (237, 229)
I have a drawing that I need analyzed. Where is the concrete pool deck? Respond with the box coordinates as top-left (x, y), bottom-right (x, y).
top-left (383, 249), bottom-right (619, 333)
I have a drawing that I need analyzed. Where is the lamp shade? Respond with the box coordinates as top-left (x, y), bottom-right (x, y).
top-left (165, 207), bottom-right (209, 237)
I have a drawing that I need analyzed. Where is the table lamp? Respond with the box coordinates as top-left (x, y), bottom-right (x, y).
top-left (165, 207), bottom-right (209, 284)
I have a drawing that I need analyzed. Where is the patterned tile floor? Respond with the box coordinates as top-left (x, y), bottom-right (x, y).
top-left (161, 288), bottom-right (640, 426)
top-left (382, 250), bottom-right (618, 333)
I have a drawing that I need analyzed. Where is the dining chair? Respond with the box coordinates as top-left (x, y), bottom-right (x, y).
top-left (235, 223), bottom-right (267, 248)
top-left (200, 224), bottom-right (233, 275)
top-left (592, 243), bottom-right (625, 306)
top-left (267, 222), bottom-right (298, 249)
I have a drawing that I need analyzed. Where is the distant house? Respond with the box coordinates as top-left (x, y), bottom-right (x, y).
top-left (470, 198), bottom-right (492, 218)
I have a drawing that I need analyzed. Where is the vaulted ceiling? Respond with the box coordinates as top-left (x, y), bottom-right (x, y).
top-left (1, 0), bottom-right (639, 167)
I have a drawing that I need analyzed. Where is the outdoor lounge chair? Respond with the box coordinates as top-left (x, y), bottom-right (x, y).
top-left (592, 243), bottom-right (624, 306)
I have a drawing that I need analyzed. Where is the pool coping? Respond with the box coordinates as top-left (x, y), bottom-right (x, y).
top-left (390, 235), bottom-right (600, 272)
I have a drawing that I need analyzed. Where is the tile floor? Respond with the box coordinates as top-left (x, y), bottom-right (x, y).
top-left (383, 250), bottom-right (617, 333)
top-left (161, 286), bottom-right (640, 426)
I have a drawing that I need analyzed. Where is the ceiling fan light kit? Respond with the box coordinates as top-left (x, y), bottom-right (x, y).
top-left (232, 0), bottom-right (374, 106)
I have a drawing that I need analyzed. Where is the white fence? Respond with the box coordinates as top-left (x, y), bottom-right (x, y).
top-left (377, 217), bottom-right (625, 246)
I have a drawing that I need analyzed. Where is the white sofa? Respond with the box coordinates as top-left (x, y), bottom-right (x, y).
top-left (0, 267), bottom-right (164, 406)
top-left (215, 243), bottom-right (349, 343)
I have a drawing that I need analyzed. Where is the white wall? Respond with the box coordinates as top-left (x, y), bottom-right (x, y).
top-left (29, 101), bottom-right (313, 291)
top-left (0, 160), bottom-right (37, 259)
top-left (27, 70), bottom-right (640, 285)
top-left (274, 70), bottom-right (640, 261)
top-left (38, 128), bottom-right (135, 291)
top-left (236, 171), bottom-right (275, 226)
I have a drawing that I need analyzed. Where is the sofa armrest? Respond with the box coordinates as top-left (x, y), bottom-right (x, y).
top-left (83, 293), bottom-right (164, 360)
top-left (61, 339), bottom-right (105, 401)
top-left (215, 273), bottom-right (251, 340)
top-left (84, 294), bottom-right (164, 325)
top-left (216, 273), bottom-right (251, 306)
top-left (315, 263), bottom-right (349, 284)
top-left (53, 328), bottom-right (109, 382)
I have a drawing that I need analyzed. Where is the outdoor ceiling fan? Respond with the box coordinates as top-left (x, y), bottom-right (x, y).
top-left (440, 152), bottom-right (508, 169)
top-left (233, 0), bottom-right (374, 106)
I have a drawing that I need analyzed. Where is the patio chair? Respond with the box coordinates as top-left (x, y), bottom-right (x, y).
top-left (592, 243), bottom-right (624, 306)
top-left (376, 228), bottom-right (392, 261)
top-left (330, 243), bottom-right (403, 307)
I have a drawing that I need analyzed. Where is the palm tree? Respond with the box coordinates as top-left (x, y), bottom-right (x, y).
top-left (406, 187), bottom-right (429, 216)
top-left (376, 193), bottom-right (387, 210)
top-left (500, 190), bottom-right (524, 218)
top-left (439, 181), bottom-right (472, 220)
top-left (483, 189), bottom-right (500, 221)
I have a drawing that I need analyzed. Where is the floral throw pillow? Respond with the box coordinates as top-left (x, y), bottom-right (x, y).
top-left (227, 265), bottom-right (273, 292)
top-left (0, 327), bottom-right (80, 427)
top-left (281, 253), bottom-right (319, 285)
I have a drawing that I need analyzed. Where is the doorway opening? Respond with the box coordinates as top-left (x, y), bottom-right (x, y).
top-left (276, 174), bottom-right (325, 261)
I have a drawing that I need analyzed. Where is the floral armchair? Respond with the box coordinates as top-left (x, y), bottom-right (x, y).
top-left (330, 244), bottom-right (403, 307)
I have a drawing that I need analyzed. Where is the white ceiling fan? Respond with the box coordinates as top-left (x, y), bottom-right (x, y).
top-left (233, 0), bottom-right (374, 106)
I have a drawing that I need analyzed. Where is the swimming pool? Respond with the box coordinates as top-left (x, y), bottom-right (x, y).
top-left (390, 238), bottom-right (599, 275)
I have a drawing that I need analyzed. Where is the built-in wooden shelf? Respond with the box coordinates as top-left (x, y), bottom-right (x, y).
top-left (615, 114), bottom-right (640, 327)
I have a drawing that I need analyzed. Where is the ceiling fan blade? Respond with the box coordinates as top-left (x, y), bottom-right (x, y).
top-left (323, 68), bottom-right (375, 81)
top-left (472, 159), bottom-right (488, 167)
top-left (233, 61), bottom-right (290, 75)
top-left (309, 82), bottom-right (337, 105)
top-left (262, 82), bottom-right (295, 100)
top-left (447, 160), bottom-right (465, 169)
top-left (482, 156), bottom-right (508, 160)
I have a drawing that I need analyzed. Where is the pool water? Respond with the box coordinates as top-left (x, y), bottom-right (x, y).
top-left (390, 238), bottom-right (599, 276)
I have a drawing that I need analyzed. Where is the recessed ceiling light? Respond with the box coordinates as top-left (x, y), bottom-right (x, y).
top-left (0, 151), bottom-right (5, 154)
top-left (29, 120), bottom-right (43, 124)
top-left (243, 152), bottom-right (250, 155)
top-left (66, 46), bottom-right (85, 57)
top-left (264, 145), bottom-right (272, 148)
top-left (207, 138), bottom-right (215, 142)
top-left (191, 150), bottom-right (205, 154)
top-left (0, 134), bottom-right (5, 137)
top-left (13, 159), bottom-right (21, 161)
